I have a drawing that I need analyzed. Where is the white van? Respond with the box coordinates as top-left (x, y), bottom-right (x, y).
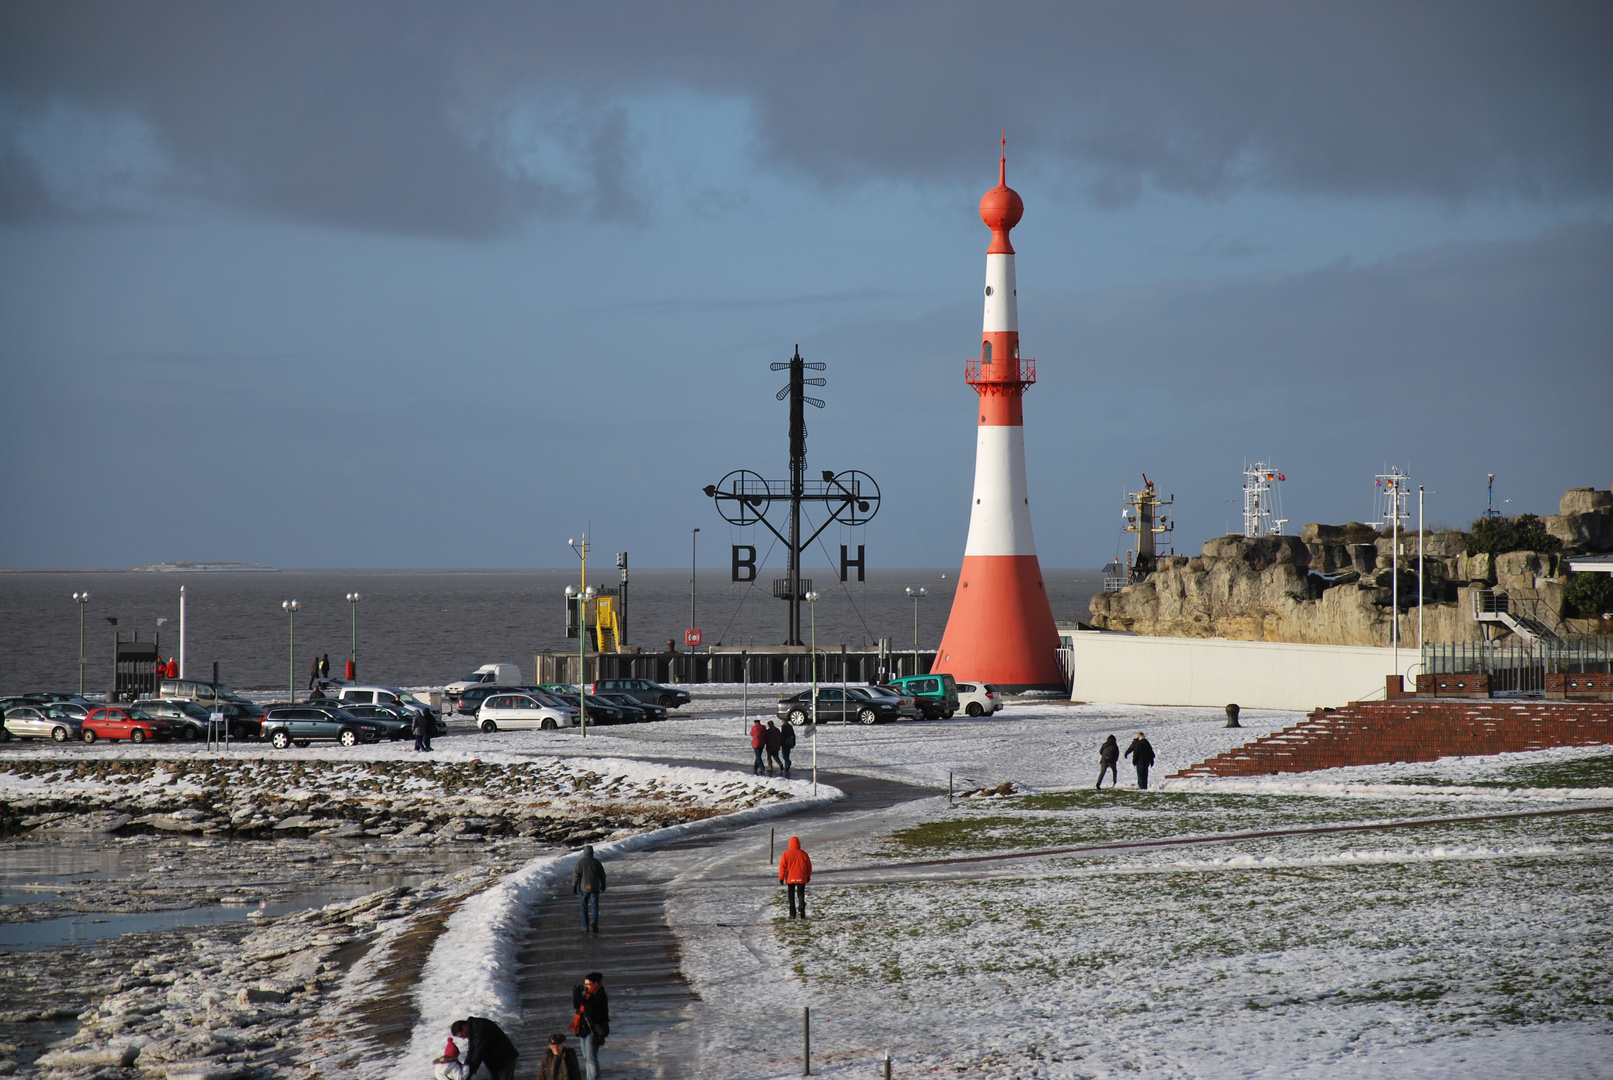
top-left (445, 664), bottom-right (522, 698)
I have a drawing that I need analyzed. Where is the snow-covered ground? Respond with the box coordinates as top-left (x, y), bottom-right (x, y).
top-left (395, 689), bottom-right (1612, 1079)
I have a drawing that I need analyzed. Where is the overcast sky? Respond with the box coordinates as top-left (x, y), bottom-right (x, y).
top-left (2, 1), bottom-right (1609, 572)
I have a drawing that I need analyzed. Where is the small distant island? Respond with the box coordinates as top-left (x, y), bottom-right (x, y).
top-left (130, 561), bottom-right (279, 573)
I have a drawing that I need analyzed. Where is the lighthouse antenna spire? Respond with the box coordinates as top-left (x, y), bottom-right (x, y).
top-left (1000, 128), bottom-right (1006, 186)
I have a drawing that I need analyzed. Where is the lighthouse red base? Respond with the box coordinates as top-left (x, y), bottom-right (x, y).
top-left (934, 554), bottom-right (1065, 692)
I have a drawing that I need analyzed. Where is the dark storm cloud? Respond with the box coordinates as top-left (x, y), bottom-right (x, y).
top-left (1, 1), bottom-right (1609, 234)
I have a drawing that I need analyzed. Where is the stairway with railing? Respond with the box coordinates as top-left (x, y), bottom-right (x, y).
top-left (1473, 589), bottom-right (1564, 643)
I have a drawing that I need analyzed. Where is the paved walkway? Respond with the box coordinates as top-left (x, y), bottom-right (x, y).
top-left (511, 767), bottom-right (938, 1078)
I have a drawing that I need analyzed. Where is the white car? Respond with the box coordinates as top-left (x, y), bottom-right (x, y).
top-left (955, 682), bottom-right (1002, 717)
top-left (476, 693), bottom-right (577, 732)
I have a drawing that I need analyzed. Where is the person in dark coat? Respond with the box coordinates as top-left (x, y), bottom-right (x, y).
top-left (1097, 735), bottom-right (1120, 789)
top-left (570, 973), bottom-right (609, 1080)
top-left (413, 708), bottom-right (433, 752)
top-left (537, 1034), bottom-right (581, 1080)
top-left (308, 657), bottom-right (321, 690)
top-left (763, 720), bottom-right (783, 777)
top-left (779, 719), bottom-right (796, 779)
top-left (450, 1017), bottom-right (518, 1080)
top-left (320, 653), bottom-right (331, 679)
top-left (572, 844), bottom-right (606, 933)
top-left (1125, 731), bottom-right (1156, 789)
top-left (750, 719), bottom-right (766, 775)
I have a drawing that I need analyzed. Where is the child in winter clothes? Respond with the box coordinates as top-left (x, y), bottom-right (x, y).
top-left (433, 1034), bottom-right (468, 1080)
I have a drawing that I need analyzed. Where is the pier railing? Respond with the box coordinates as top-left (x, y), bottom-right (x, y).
top-left (536, 648), bottom-right (938, 686)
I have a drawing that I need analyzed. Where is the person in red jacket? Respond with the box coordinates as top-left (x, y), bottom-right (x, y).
top-left (749, 720), bottom-right (765, 775)
top-left (777, 835), bottom-right (812, 919)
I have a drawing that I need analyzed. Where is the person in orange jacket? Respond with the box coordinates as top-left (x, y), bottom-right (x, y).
top-left (777, 835), bottom-right (812, 919)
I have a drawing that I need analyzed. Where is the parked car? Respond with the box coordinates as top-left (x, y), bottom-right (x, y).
top-left (331, 686), bottom-right (439, 723)
top-left (82, 707), bottom-right (173, 744)
top-left (954, 682), bottom-right (1002, 717)
top-left (594, 692), bottom-right (666, 722)
top-left (205, 700), bottom-right (268, 739)
top-left (445, 664), bottom-right (522, 699)
top-left (845, 689), bottom-right (922, 722)
top-left (159, 679), bottom-right (252, 705)
top-left (136, 698), bottom-right (213, 741)
top-left (550, 693), bottom-right (631, 725)
top-left (259, 706), bottom-right (384, 749)
top-left (776, 687), bottom-right (904, 725)
top-left (476, 693), bottom-right (577, 732)
top-left (338, 703), bottom-right (414, 740)
top-left (591, 678), bottom-right (691, 709)
top-left (454, 684), bottom-right (523, 716)
top-left (40, 700), bottom-right (95, 723)
top-left (885, 674), bottom-right (959, 718)
top-left (2, 704), bottom-right (83, 742)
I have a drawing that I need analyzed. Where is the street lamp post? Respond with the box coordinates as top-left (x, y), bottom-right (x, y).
top-left (905, 586), bottom-right (926, 677)
top-left (690, 527), bottom-right (700, 634)
top-left (565, 583), bottom-right (597, 738)
top-left (806, 590), bottom-right (820, 795)
top-left (346, 593), bottom-right (361, 680)
top-left (72, 592), bottom-right (90, 696)
top-left (281, 600), bottom-right (299, 702)
top-left (568, 534), bottom-right (593, 738)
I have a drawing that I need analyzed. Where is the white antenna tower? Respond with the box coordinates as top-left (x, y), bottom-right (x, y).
top-left (1241, 461), bottom-right (1287, 537)
top-left (1370, 466), bottom-right (1413, 656)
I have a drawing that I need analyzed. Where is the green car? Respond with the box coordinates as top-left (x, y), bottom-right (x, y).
top-left (886, 674), bottom-right (959, 719)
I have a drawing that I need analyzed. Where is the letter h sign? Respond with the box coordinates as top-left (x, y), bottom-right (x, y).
top-left (840, 544), bottom-right (864, 583)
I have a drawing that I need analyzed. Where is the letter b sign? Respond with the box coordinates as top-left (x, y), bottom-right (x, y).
top-left (731, 545), bottom-right (756, 582)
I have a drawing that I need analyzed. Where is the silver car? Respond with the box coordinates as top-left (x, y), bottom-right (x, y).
top-left (3, 705), bottom-right (83, 742)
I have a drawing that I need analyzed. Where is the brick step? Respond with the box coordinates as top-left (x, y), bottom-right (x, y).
top-left (1170, 698), bottom-right (1613, 778)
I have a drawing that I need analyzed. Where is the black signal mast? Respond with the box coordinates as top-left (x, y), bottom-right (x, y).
top-left (704, 346), bottom-right (880, 645)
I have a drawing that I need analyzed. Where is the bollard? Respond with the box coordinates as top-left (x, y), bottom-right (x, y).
top-left (1225, 702), bottom-right (1241, 728)
top-left (949, 771), bottom-right (953, 805)
top-left (802, 1006), bottom-right (810, 1075)
top-left (770, 827), bottom-right (775, 865)
top-left (884, 1051), bottom-right (892, 1079)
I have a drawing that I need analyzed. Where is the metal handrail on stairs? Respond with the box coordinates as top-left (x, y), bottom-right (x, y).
top-left (1472, 589), bottom-right (1564, 643)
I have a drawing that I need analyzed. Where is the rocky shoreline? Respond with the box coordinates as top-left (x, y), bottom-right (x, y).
top-left (1, 752), bottom-right (799, 1078)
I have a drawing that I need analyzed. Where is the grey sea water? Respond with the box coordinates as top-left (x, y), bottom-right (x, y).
top-left (1, 568), bottom-right (1105, 693)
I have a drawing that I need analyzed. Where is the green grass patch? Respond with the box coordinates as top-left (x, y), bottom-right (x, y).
top-left (1389, 751), bottom-right (1613, 790)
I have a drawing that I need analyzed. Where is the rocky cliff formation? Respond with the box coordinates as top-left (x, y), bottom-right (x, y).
top-left (1088, 486), bottom-right (1612, 647)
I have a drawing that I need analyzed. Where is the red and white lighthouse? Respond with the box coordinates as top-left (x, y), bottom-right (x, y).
top-left (933, 143), bottom-right (1065, 692)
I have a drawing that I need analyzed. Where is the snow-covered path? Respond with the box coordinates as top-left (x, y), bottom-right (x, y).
top-left (508, 768), bottom-right (939, 1077)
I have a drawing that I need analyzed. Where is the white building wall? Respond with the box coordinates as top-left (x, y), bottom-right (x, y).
top-left (1064, 631), bottom-right (1419, 713)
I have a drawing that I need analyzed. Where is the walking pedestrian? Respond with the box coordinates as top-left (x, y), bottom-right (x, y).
top-left (779, 719), bottom-right (796, 779)
top-left (777, 834), bottom-right (812, 919)
top-left (764, 720), bottom-right (783, 777)
top-left (1096, 734), bottom-right (1119, 789)
top-left (1125, 731), bottom-right (1156, 790)
top-left (413, 708), bottom-right (433, 752)
top-left (449, 1017), bottom-right (518, 1080)
top-left (320, 653), bottom-right (331, 680)
top-left (572, 844), bottom-right (606, 933)
top-left (569, 973), bottom-right (609, 1080)
top-left (308, 657), bottom-right (320, 690)
top-left (537, 1034), bottom-right (581, 1080)
top-left (750, 719), bottom-right (766, 775)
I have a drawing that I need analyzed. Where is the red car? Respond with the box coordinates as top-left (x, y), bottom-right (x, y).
top-left (82, 707), bottom-right (173, 744)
